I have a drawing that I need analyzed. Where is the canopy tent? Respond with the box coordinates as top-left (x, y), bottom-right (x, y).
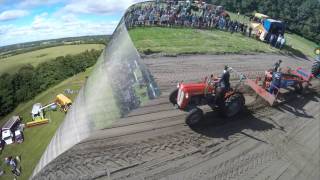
top-left (254, 13), bottom-right (269, 19)
top-left (263, 19), bottom-right (285, 35)
top-left (251, 22), bottom-right (266, 32)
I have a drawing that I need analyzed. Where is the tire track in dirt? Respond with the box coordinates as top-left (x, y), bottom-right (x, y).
top-left (33, 54), bottom-right (318, 180)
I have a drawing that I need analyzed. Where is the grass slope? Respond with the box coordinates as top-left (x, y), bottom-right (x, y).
top-left (130, 27), bottom-right (276, 55)
top-left (285, 33), bottom-right (318, 58)
top-left (0, 68), bottom-right (92, 180)
top-left (0, 44), bottom-right (104, 75)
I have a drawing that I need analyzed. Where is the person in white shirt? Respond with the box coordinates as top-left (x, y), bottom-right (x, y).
top-left (275, 34), bottom-right (282, 48)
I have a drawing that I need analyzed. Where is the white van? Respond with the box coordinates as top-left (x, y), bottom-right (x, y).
top-left (1, 116), bottom-right (21, 145)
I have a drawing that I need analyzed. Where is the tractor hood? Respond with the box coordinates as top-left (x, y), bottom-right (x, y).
top-left (179, 82), bottom-right (207, 95)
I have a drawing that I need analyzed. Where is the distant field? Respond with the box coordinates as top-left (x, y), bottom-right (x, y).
top-left (0, 44), bottom-right (104, 75)
top-left (0, 67), bottom-right (92, 180)
top-left (129, 27), bottom-right (276, 55)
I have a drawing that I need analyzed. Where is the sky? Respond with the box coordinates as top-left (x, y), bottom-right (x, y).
top-left (0, 0), bottom-right (145, 46)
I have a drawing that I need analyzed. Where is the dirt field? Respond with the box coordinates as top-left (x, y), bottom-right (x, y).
top-left (33, 54), bottom-right (319, 180)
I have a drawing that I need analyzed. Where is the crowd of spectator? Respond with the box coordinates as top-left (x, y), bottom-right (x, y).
top-left (125, 1), bottom-right (250, 36)
top-left (124, 0), bottom-right (286, 49)
top-left (269, 33), bottom-right (286, 49)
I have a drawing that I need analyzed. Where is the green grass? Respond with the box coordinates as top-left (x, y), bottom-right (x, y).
top-left (0, 67), bottom-right (92, 180)
top-left (130, 25), bottom-right (318, 58)
top-left (129, 27), bottom-right (277, 55)
top-left (285, 33), bottom-right (318, 58)
top-left (0, 44), bottom-right (104, 75)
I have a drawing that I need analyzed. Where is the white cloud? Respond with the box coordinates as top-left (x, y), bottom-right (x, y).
top-left (0, 12), bottom-right (118, 46)
top-left (0, 9), bottom-right (29, 21)
top-left (62, 0), bottom-right (145, 15)
top-left (0, 0), bottom-right (148, 46)
top-left (18, 0), bottom-right (63, 8)
top-left (32, 12), bottom-right (50, 29)
top-left (0, 24), bottom-right (13, 35)
top-left (61, 13), bottom-right (77, 23)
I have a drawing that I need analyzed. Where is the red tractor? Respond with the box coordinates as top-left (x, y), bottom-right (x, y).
top-left (169, 75), bottom-right (245, 126)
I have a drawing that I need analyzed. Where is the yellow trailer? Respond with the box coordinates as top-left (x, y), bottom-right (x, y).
top-left (55, 94), bottom-right (72, 112)
top-left (26, 118), bottom-right (49, 128)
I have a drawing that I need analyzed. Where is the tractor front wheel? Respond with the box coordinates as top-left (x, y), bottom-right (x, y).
top-left (169, 89), bottom-right (178, 105)
top-left (186, 107), bottom-right (203, 126)
top-left (223, 93), bottom-right (245, 118)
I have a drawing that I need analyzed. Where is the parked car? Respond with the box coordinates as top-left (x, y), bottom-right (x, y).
top-left (1, 116), bottom-right (22, 145)
top-left (14, 130), bottom-right (24, 144)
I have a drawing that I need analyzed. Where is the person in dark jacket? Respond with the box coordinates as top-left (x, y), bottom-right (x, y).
top-left (269, 70), bottom-right (282, 95)
top-left (219, 65), bottom-right (231, 90)
top-left (273, 59), bottom-right (282, 72)
top-left (215, 65), bottom-right (231, 108)
top-left (248, 26), bottom-right (252, 37)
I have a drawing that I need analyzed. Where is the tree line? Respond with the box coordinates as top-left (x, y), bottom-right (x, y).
top-left (0, 49), bottom-right (102, 117)
top-left (208, 0), bottom-right (320, 43)
top-left (0, 41), bottom-right (107, 59)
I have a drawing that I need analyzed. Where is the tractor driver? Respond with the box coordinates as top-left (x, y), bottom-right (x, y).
top-left (215, 65), bottom-right (231, 108)
top-left (273, 59), bottom-right (282, 72)
top-left (219, 65), bottom-right (231, 90)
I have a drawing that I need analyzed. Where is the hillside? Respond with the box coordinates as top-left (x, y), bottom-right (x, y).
top-left (0, 67), bottom-right (93, 180)
top-left (129, 27), bottom-right (276, 55)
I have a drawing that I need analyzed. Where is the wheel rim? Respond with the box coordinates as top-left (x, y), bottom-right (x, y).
top-left (189, 113), bottom-right (201, 124)
top-left (226, 101), bottom-right (240, 117)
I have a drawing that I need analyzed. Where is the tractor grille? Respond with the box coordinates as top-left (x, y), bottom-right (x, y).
top-left (177, 89), bottom-right (184, 107)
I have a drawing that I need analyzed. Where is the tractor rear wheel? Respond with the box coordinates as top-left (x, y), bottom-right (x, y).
top-left (294, 83), bottom-right (303, 94)
top-left (311, 61), bottom-right (320, 77)
top-left (169, 89), bottom-right (178, 105)
top-left (223, 93), bottom-right (245, 118)
top-left (186, 107), bottom-right (203, 126)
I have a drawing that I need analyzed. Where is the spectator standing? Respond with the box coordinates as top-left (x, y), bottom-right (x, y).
top-left (243, 24), bottom-right (247, 35)
top-left (230, 21), bottom-right (235, 34)
top-left (248, 26), bottom-right (252, 37)
top-left (269, 34), bottom-right (275, 47)
top-left (234, 21), bottom-right (239, 32)
top-left (279, 37), bottom-right (286, 49)
top-left (225, 18), bottom-right (230, 30)
top-left (275, 34), bottom-right (282, 48)
top-left (0, 166), bottom-right (4, 176)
